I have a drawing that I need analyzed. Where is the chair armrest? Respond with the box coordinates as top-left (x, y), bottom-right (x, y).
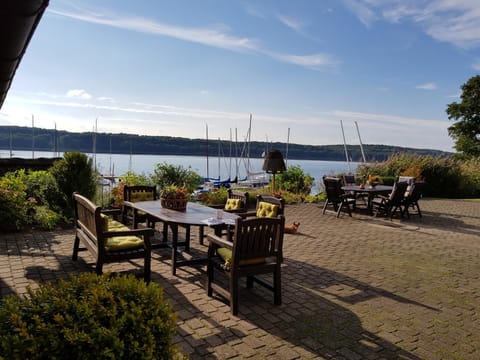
top-left (101, 208), bottom-right (121, 215)
top-left (371, 195), bottom-right (388, 205)
top-left (237, 210), bottom-right (257, 218)
top-left (206, 233), bottom-right (233, 250)
top-left (123, 201), bottom-right (135, 208)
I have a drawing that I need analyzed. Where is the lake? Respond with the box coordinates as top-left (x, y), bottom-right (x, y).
top-left (2, 150), bottom-right (360, 192)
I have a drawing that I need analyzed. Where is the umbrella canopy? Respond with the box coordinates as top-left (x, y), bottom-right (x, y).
top-left (0, 0), bottom-right (49, 109)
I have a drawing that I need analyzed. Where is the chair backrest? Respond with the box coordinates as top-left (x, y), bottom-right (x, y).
top-left (255, 194), bottom-right (285, 216)
top-left (225, 189), bottom-right (249, 212)
top-left (405, 181), bottom-right (424, 203)
top-left (388, 181), bottom-right (409, 205)
top-left (323, 176), bottom-right (343, 203)
top-left (231, 215), bottom-right (285, 266)
top-left (342, 174), bottom-right (356, 186)
top-left (398, 176), bottom-right (415, 185)
top-left (123, 185), bottom-right (157, 202)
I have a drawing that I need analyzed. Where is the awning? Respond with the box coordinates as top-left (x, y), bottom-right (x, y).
top-left (0, 0), bottom-right (49, 109)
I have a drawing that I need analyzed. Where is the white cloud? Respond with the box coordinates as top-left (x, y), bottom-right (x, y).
top-left (340, 0), bottom-right (480, 48)
top-left (415, 82), bottom-right (437, 90)
top-left (98, 96), bottom-right (114, 102)
top-left (268, 52), bottom-right (338, 69)
top-left (277, 14), bottom-right (303, 32)
top-left (341, 0), bottom-right (377, 27)
top-left (49, 8), bottom-right (258, 53)
top-left (49, 6), bottom-right (336, 71)
top-left (66, 89), bottom-right (92, 99)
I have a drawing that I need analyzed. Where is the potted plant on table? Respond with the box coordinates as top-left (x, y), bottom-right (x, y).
top-left (366, 175), bottom-right (383, 188)
top-left (160, 185), bottom-right (188, 211)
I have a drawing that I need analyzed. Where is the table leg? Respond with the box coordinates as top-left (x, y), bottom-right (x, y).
top-left (199, 225), bottom-right (205, 245)
top-left (184, 225), bottom-right (190, 251)
top-left (170, 223), bottom-right (179, 275)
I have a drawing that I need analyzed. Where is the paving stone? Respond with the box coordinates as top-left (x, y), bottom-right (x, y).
top-left (1, 199), bottom-right (480, 359)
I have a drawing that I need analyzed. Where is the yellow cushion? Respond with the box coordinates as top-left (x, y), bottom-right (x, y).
top-left (105, 236), bottom-right (144, 251)
top-left (107, 219), bottom-right (129, 231)
top-left (224, 198), bottom-right (241, 211)
top-left (217, 247), bottom-right (265, 268)
top-left (256, 202), bottom-right (278, 218)
top-left (103, 219), bottom-right (144, 250)
top-left (130, 192), bottom-right (154, 202)
top-left (100, 213), bottom-right (109, 231)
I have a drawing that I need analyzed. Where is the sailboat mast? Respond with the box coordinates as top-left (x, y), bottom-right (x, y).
top-left (32, 115), bottom-right (35, 159)
top-left (218, 137), bottom-right (221, 179)
top-left (229, 128), bottom-right (232, 178)
top-left (235, 128), bottom-right (239, 179)
top-left (285, 127), bottom-right (290, 167)
top-left (355, 121), bottom-right (367, 163)
top-left (9, 126), bottom-right (13, 158)
top-left (92, 118), bottom-right (98, 172)
top-left (340, 120), bottom-right (351, 173)
top-left (206, 123), bottom-right (209, 179)
top-left (247, 114), bottom-right (252, 173)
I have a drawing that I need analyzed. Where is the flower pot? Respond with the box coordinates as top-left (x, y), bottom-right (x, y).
top-left (160, 197), bottom-right (187, 211)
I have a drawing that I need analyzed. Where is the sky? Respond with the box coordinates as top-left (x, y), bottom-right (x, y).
top-left (1, 0), bottom-right (480, 153)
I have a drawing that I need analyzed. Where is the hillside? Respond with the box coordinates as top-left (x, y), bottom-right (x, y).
top-left (0, 125), bottom-right (451, 162)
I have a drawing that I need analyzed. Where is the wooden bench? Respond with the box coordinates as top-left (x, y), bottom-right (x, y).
top-left (72, 192), bottom-right (154, 282)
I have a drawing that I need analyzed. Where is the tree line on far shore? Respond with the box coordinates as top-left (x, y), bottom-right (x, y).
top-left (0, 125), bottom-right (450, 162)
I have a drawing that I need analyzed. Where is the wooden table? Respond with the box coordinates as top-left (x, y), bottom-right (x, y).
top-left (125, 200), bottom-right (239, 275)
top-left (341, 185), bottom-right (393, 214)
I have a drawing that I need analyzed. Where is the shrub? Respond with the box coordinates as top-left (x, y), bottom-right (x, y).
top-left (50, 152), bottom-right (97, 218)
top-left (276, 165), bottom-right (314, 195)
top-left (0, 170), bottom-right (67, 231)
top-left (151, 163), bottom-right (203, 194)
top-left (0, 188), bottom-right (29, 232)
top-left (197, 187), bottom-right (229, 206)
top-left (31, 205), bottom-right (65, 230)
top-left (356, 152), bottom-right (480, 198)
top-left (110, 171), bottom-right (153, 208)
top-left (0, 273), bottom-right (180, 360)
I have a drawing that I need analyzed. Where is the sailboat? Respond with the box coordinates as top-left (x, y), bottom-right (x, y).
top-left (235, 114), bottom-right (270, 188)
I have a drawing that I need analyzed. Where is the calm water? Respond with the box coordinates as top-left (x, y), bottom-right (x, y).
top-left (2, 150), bottom-right (359, 192)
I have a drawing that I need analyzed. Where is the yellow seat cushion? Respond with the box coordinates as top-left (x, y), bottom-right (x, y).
top-left (103, 219), bottom-right (144, 251)
top-left (217, 247), bottom-right (265, 269)
top-left (224, 198), bottom-right (241, 211)
top-left (107, 219), bottom-right (129, 231)
top-left (100, 213), bottom-right (109, 231)
top-left (105, 236), bottom-right (144, 251)
top-left (256, 201), bottom-right (278, 218)
top-left (130, 192), bottom-right (154, 202)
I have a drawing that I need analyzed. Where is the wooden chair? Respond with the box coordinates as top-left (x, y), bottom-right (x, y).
top-left (240, 194), bottom-right (285, 218)
top-left (371, 181), bottom-right (409, 219)
top-left (224, 189), bottom-right (249, 213)
top-left (322, 176), bottom-right (356, 217)
top-left (72, 192), bottom-right (153, 282)
top-left (206, 215), bottom-right (285, 315)
top-left (122, 185), bottom-right (158, 228)
top-left (402, 181), bottom-right (425, 218)
top-left (342, 174), bottom-right (357, 186)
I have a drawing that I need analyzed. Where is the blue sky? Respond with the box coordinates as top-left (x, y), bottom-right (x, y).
top-left (1, 0), bottom-right (480, 153)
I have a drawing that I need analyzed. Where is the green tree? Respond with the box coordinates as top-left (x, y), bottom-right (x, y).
top-left (50, 152), bottom-right (97, 218)
top-left (446, 75), bottom-right (480, 158)
top-left (276, 165), bottom-right (314, 195)
top-left (151, 162), bottom-right (202, 193)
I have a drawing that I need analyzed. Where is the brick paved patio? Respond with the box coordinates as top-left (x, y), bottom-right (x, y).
top-left (1, 198), bottom-right (480, 359)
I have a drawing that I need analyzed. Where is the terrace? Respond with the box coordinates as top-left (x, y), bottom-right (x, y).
top-left (1, 198), bottom-right (479, 359)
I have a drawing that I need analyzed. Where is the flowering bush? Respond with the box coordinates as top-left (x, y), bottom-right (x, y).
top-left (160, 185), bottom-right (188, 199)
